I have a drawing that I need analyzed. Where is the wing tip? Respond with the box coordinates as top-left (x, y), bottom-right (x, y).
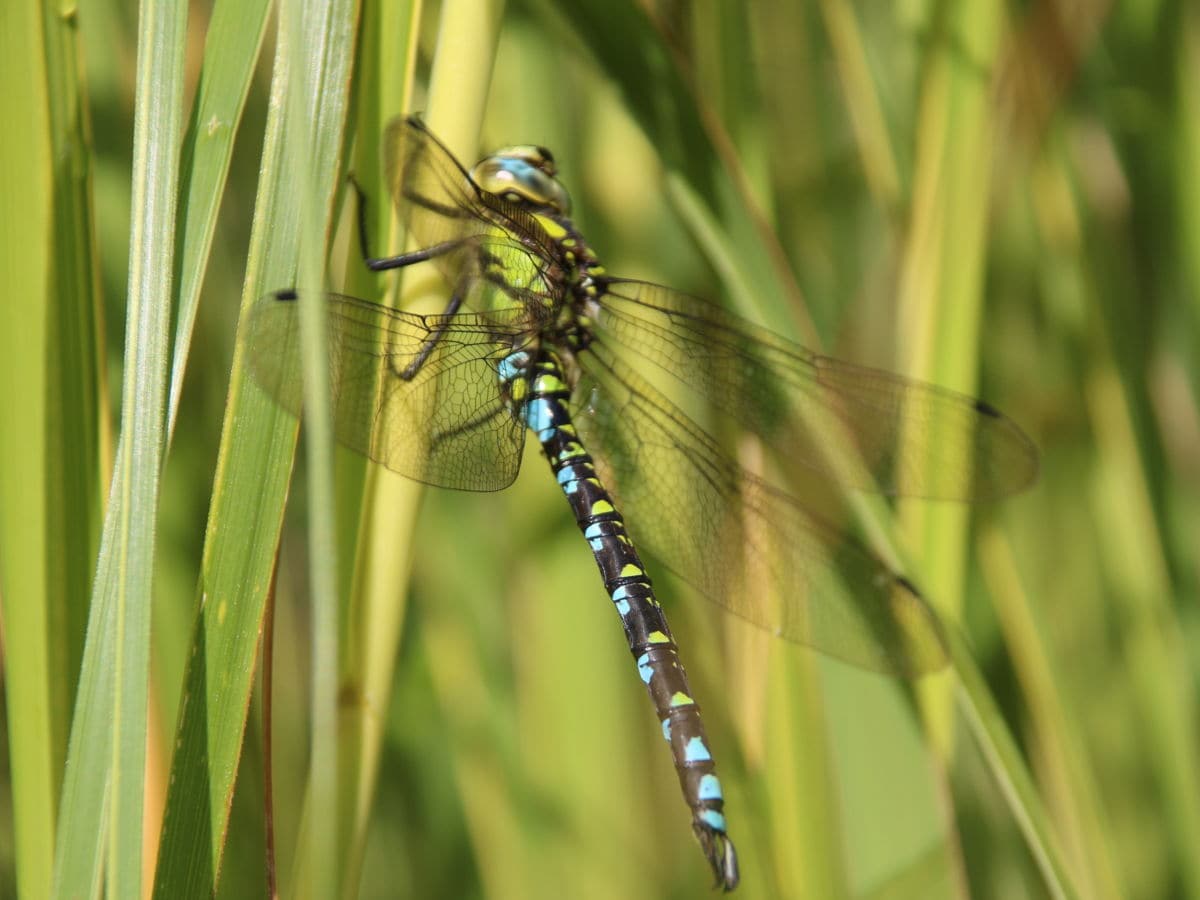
top-left (974, 398), bottom-right (1002, 418)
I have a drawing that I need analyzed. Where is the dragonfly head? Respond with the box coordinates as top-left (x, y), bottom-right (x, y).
top-left (472, 145), bottom-right (572, 216)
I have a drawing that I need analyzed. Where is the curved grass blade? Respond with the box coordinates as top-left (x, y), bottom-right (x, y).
top-left (164, 0), bottom-right (272, 442)
top-left (52, 0), bottom-right (187, 894)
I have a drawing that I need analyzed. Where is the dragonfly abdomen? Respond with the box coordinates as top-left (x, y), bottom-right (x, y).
top-left (512, 349), bottom-right (739, 891)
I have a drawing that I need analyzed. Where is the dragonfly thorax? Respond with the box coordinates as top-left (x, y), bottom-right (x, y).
top-left (471, 145), bottom-right (572, 215)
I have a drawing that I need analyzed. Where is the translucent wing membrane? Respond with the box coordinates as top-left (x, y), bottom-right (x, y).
top-left (577, 339), bottom-right (947, 675)
top-left (383, 116), bottom-right (567, 292)
top-left (597, 278), bottom-right (1038, 501)
top-left (246, 292), bottom-right (531, 491)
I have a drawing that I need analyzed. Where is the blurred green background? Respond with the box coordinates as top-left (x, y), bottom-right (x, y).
top-left (1, 0), bottom-right (1198, 898)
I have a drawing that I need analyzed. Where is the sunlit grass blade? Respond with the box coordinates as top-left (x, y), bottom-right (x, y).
top-left (289, 1), bottom-right (508, 895)
top-left (978, 527), bottom-right (1126, 900)
top-left (151, 0), bottom-right (357, 893)
top-left (165, 0), bottom-right (272, 441)
top-left (815, 0), bottom-right (901, 211)
top-left (895, 0), bottom-right (996, 641)
top-left (949, 628), bottom-right (1080, 900)
top-left (1084, 337), bottom-right (1200, 896)
top-left (49, 0), bottom-right (187, 895)
top-left (280, 0), bottom-right (363, 893)
top-left (0, 3), bottom-right (107, 897)
top-left (890, 6), bottom-right (1085, 897)
top-left (304, 0), bottom-right (422, 893)
top-left (141, 0), bottom-right (270, 891)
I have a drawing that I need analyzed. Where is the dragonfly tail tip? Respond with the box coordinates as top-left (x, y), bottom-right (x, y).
top-left (695, 820), bottom-right (739, 891)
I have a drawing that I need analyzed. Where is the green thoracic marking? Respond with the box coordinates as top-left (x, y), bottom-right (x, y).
top-left (535, 214), bottom-right (567, 239)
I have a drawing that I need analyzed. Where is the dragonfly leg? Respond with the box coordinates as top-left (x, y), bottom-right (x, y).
top-left (428, 398), bottom-right (510, 450)
top-left (348, 173), bottom-right (469, 272)
top-left (346, 176), bottom-right (473, 381)
top-left (389, 286), bottom-right (465, 381)
top-left (520, 350), bottom-right (740, 891)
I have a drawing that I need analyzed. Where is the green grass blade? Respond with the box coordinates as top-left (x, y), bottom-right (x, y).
top-left (37, 0), bottom-right (109, 726)
top-left (0, 2), bottom-right (106, 896)
top-left (896, 0), bottom-right (998, 643)
top-left (880, 3), bottom-right (1084, 897)
top-left (1084, 285), bottom-right (1200, 897)
top-left (280, 0), bottom-right (363, 893)
top-left (105, 4), bottom-right (189, 892)
top-left (406, 0), bottom-right (511, 886)
top-left (815, 0), bottom-right (901, 211)
top-left (315, 0), bottom-right (422, 893)
top-left (0, 23), bottom-right (57, 887)
top-left (978, 528), bottom-right (1126, 900)
top-left (140, 0), bottom-right (268, 892)
top-left (511, 5), bottom-right (935, 894)
top-left (53, 517), bottom-right (119, 899)
top-left (50, 0), bottom-right (187, 894)
top-left (165, 0), bottom-right (272, 442)
top-left (950, 627), bottom-right (1080, 900)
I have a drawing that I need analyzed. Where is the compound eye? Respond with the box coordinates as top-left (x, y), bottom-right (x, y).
top-left (471, 146), bottom-right (573, 214)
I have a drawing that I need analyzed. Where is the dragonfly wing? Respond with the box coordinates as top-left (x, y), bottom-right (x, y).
top-left (575, 345), bottom-right (947, 676)
top-left (246, 291), bottom-right (529, 492)
top-left (383, 116), bottom-right (567, 281)
top-left (596, 278), bottom-right (1038, 501)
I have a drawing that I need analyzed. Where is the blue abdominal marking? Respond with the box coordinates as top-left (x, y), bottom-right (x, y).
top-left (698, 774), bottom-right (723, 801)
top-left (525, 397), bottom-right (554, 437)
top-left (636, 653), bottom-right (653, 684)
top-left (684, 737), bottom-right (712, 763)
top-left (497, 351), bottom-right (527, 382)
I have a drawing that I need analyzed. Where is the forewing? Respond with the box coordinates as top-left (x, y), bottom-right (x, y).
top-left (596, 278), bottom-right (1038, 501)
top-left (246, 291), bottom-right (529, 491)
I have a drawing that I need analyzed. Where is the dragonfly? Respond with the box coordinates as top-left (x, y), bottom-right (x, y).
top-left (247, 115), bottom-right (1038, 891)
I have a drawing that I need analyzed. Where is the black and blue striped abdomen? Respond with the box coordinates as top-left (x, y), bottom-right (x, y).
top-left (501, 348), bottom-right (739, 890)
